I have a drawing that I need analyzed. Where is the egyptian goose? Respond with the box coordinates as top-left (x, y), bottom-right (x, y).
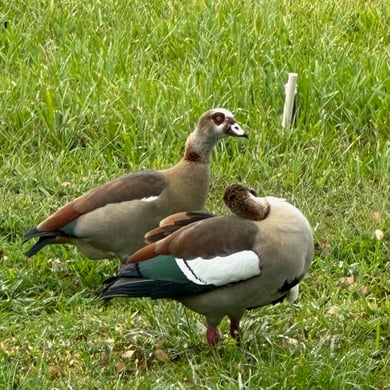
top-left (102, 184), bottom-right (314, 345)
top-left (23, 109), bottom-right (248, 264)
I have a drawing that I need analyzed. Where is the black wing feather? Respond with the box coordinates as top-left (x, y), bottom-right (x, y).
top-left (102, 262), bottom-right (215, 301)
top-left (23, 228), bottom-right (68, 256)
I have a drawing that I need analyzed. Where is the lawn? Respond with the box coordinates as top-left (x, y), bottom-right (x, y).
top-left (0, 0), bottom-right (389, 388)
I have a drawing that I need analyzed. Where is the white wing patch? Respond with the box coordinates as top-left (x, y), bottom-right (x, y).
top-left (141, 196), bottom-right (159, 202)
top-left (176, 250), bottom-right (260, 286)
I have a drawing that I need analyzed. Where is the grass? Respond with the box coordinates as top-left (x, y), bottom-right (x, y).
top-left (1, 0), bottom-right (389, 388)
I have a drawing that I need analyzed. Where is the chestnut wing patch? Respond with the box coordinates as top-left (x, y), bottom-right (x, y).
top-left (145, 211), bottom-right (215, 243)
top-left (129, 216), bottom-right (258, 264)
top-left (38, 170), bottom-right (167, 231)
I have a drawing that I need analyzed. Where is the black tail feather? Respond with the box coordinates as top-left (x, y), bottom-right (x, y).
top-left (23, 228), bottom-right (67, 256)
top-left (102, 278), bottom-right (157, 301)
top-left (22, 226), bottom-right (41, 243)
top-left (102, 269), bottom-right (215, 302)
top-left (24, 236), bottom-right (56, 256)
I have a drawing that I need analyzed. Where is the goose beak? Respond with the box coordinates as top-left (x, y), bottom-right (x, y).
top-left (224, 121), bottom-right (249, 138)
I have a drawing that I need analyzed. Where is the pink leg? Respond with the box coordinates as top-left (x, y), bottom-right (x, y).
top-left (206, 325), bottom-right (221, 346)
top-left (229, 318), bottom-right (241, 346)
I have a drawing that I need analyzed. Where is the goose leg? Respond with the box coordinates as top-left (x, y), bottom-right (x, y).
top-left (206, 325), bottom-right (221, 346)
top-left (229, 318), bottom-right (241, 346)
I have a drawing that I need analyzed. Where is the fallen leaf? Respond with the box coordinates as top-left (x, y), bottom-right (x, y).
top-left (359, 285), bottom-right (369, 296)
top-left (105, 338), bottom-right (115, 345)
top-left (316, 237), bottom-right (332, 255)
top-left (339, 276), bottom-right (369, 296)
top-left (115, 361), bottom-right (126, 373)
top-left (48, 364), bottom-right (62, 379)
top-left (279, 336), bottom-right (299, 346)
top-left (99, 351), bottom-right (110, 368)
top-left (122, 350), bottom-right (135, 359)
top-left (326, 305), bottom-right (339, 315)
top-left (184, 378), bottom-right (194, 388)
top-left (339, 276), bottom-right (355, 287)
top-left (320, 334), bottom-right (332, 341)
top-left (68, 351), bottom-right (81, 367)
top-left (374, 229), bottom-right (384, 240)
top-left (154, 349), bottom-right (169, 363)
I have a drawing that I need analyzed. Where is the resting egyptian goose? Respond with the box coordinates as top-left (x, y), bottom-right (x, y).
top-left (102, 184), bottom-right (314, 345)
top-left (23, 109), bottom-right (248, 264)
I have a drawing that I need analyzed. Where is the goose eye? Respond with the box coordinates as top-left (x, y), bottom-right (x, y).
top-left (212, 113), bottom-right (225, 125)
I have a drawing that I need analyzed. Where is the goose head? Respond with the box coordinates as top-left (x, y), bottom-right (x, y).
top-left (223, 183), bottom-right (270, 220)
top-left (197, 108), bottom-right (248, 140)
top-left (184, 108), bottom-right (248, 162)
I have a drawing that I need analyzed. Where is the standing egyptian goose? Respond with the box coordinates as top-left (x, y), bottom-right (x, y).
top-left (23, 109), bottom-right (248, 264)
top-left (102, 184), bottom-right (314, 345)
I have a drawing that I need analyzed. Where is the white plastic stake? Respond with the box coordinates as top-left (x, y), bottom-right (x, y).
top-left (282, 72), bottom-right (298, 129)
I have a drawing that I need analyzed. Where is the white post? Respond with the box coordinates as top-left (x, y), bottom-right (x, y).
top-left (282, 73), bottom-right (298, 129)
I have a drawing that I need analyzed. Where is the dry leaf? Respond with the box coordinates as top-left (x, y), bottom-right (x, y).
top-left (48, 364), bottom-right (62, 379)
top-left (115, 361), bottom-right (126, 373)
top-left (122, 350), bottom-right (135, 359)
top-left (98, 327), bottom-right (109, 335)
top-left (374, 229), bottom-right (384, 240)
top-left (105, 338), bottom-right (115, 345)
top-left (280, 336), bottom-right (299, 346)
top-left (69, 351), bottom-right (81, 367)
top-left (359, 285), bottom-right (369, 296)
top-left (99, 351), bottom-right (110, 368)
top-left (339, 276), bottom-right (369, 296)
top-left (154, 349), bottom-right (169, 363)
top-left (326, 305), bottom-right (339, 315)
top-left (317, 237), bottom-right (332, 254)
top-left (339, 276), bottom-right (355, 287)
top-left (184, 378), bottom-right (194, 388)
top-left (320, 334), bottom-right (332, 342)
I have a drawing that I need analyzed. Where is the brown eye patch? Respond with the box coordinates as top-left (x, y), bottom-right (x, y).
top-left (212, 113), bottom-right (225, 125)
